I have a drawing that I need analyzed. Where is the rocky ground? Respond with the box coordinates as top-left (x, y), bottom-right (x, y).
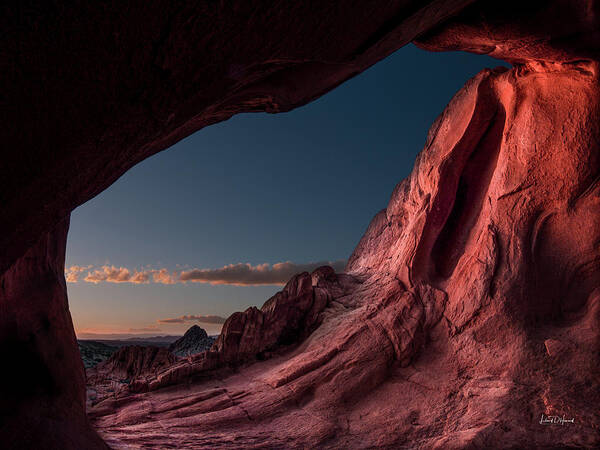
top-left (85, 326), bottom-right (217, 406)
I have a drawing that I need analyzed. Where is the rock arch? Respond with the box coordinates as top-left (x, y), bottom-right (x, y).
top-left (1, 1), bottom-right (599, 448)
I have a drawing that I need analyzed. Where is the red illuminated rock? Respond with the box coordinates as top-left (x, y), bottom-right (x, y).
top-left (1, 2), bottom-right (476, 447)
top-left (90, 345), bottom-right (176, 381)
top-left (2, 1), bottom-right (600, 448)
top-left (414, 0), bottom-right (600, 63)
top-left (89, 61), bottom-right (600, 448)
top-left (110, 268), bottom-right (358, 395)
top-left (0, 219), bottom-right (106, 449)
top-left (214, 267), bottom-right (358, 363)
top-left (86, 346), bottom-right (177, 407)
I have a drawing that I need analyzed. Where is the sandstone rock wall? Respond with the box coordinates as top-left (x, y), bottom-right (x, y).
top-left (2, 0), bottom-right (600, 448)
top-left (0, 218), bottom-right (107, 448)
top-left (90, 49), bottom-right (600, 450)
top-left (113, 267), bottom-right (358, 395)
top-left (0, 2), bottom-right (477, 447)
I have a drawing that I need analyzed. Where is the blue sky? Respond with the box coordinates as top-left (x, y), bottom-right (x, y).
top-left (66, 44), bottom-right (507, 337)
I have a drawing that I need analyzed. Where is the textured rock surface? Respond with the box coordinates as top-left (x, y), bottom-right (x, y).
top-left (169, 325), bottom-right (215, 358)
top-left (414, 0), bottom-right (600, 63)
top-left (86, 346), bottom-right (177, 407)
top-left (89, 62), bottom-right (600, 448)
top-left (90, 346), bottom-right (176, 381)
top-left (2, 1), bottom-right (600, 448)
top-left (213, 267), bottom-right (357, 364)
top-left (0, 218), bottom-right (107, 448)
top-left (106, 267), bottom-right (358, 394)
top-left (0, 2), bottom-right (477, 447)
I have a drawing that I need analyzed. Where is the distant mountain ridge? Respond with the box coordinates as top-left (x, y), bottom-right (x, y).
top-left (79, 326), bottom-right (216, 369)
top-left (169, 325), bottom-right (215, 357)
top-left (79, 336), bottom-right (181, 368)
top-left (78, 332), bottom-right (181, 341)
top-left (124, 335), bottom-right (180, 342)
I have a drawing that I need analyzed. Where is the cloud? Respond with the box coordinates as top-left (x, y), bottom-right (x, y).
top-left (128, 326), bottom-right (162, 332)
top-left (152, 268), bottom-right (176, 284)
top-left (131, 271), bottom-right (150, 283)
top-left (178, 260), bottom-right (347, 286)
top-left (157, 314), bottom-right (227, 324)
top-left (65, 265), bottom-right (93, 283)
top-left (65, 260), bottom-right (347, 286)
top-left (84, 265), bottom-right (150, 284)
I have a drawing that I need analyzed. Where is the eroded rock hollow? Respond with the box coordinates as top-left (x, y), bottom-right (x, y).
top-left (1, 1), bottom-right (599, 448)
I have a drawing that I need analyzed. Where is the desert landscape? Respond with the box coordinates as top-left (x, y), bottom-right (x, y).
top-left (1, 1), bottom-right (599, 449)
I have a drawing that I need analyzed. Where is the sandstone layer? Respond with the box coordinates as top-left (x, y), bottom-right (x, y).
top-left (86, 346), bottom-right (177, 408)
top-left (90, 267), bottom-right (357, 399)
top-left (0, 2), bottom-right (477, 447)
top-left (0, 219), bottom-right (107, 448)
top-left (90, 346), bottom-right (177, 382)
top-left (88, 60), bottom-right (600, 448)
top-left (2, 1), bottom-right (600, 449)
